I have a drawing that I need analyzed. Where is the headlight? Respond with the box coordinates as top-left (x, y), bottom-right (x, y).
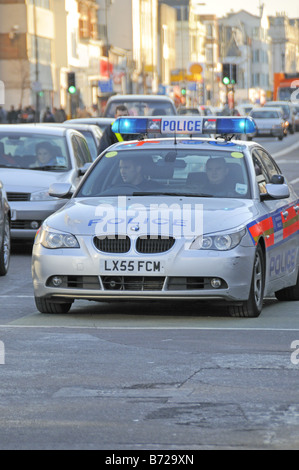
top-left (190, 228), bottom-right (246, 251)
top-left (39, 226), bottom-right (79, 249)
top-left (30, 190), bottom-right (58, 201)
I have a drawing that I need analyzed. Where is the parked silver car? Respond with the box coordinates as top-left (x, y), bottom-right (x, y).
top-left (30, 122), bottom-right (103, 161)
top-left (64, 117), bottom-right (114, 133)
top-left (103, 94), bottom-right (177, 117)
top-left (0, 179), bottom-right (11, 275)
top-left (249, 107), bottom-right (286, 140)
top-left (0, 124), bottom-right (93, 239)
top-left (263, 101), bottom-right (296, 134)
top-left (292, 104), bottom-right (299, 132)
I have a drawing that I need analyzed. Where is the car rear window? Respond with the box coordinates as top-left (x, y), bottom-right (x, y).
top-left (104, 100), bottom-right (177, 118)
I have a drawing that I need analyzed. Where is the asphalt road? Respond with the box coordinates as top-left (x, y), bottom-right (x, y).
top-left (1, 134), bottom-right (299, 451)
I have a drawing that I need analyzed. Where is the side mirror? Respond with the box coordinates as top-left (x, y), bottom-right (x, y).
top-left (48, 183), bottom-right (73, 199)
top-left (263, 183), bottom-right (290, 199)
top-left (79, 162), bottom-right (92, 176)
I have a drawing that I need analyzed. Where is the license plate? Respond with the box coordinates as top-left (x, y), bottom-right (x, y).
top-left (100, 259), bottom-right (164, 274)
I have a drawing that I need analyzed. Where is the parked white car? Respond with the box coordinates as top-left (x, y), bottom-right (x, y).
top-left (0, 179), bottom-right (11, 275)
top-left (0, 124), bottom-right (93, 239)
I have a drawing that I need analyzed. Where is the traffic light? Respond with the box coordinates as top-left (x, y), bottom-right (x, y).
top-left (67, 72), bottom-right (76, 94)
top-left (231, 64), bottom-right (237, 84)
top-left (222, 64), bottom-right (237, 85)
top-left (181, 86), bottom-right (186, 96)
top-left (222, 64), bottom-right (230, 85)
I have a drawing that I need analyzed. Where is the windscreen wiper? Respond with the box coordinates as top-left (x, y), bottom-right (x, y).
top-left (131, 191), bottom-right (214, 197)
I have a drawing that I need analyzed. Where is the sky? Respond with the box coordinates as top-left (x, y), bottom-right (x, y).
top-left (194, 0), bottom-right (299, 18)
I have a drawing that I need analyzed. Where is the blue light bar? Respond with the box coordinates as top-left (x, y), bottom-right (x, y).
top-left (112, 118), bottom-right (154, 134)
top-left (111, 116), bottom-right (256, 136)
top-left (203, 117), bottom-right (256, 134)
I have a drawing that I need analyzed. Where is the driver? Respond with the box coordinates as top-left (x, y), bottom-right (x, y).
top-left (118, 158), bottom-right (158, 190)
top-left (35, 142), bottom-right (57, 167)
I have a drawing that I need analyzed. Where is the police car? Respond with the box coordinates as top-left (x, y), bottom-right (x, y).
top-left (32, 116), bottom-right (299, 317)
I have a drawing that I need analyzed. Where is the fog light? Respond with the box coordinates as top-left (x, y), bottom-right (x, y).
top-left (30, 221), bottom-right (40, 229)
top-left (211, 278), bottom-right (222, 288)
top-left (51, 276), bottom-right (63, 287)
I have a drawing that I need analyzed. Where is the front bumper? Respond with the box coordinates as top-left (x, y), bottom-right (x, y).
top-left (10, 200), bottom-right (67, 239)
top-left (32, 235), bottom-right (256, 304)
top-left (254, 127), bottom-right (284, 138)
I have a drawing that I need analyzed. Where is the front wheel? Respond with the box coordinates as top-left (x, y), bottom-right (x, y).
top-left (229, 244), bottom-right (265, 318)
top-left (35, 297), bottom-right (73, 314)
top-left (0, 216), bottom-right (11, 276)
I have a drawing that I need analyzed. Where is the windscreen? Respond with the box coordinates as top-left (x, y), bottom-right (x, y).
top-left (0, 132), bottom-right (71, 171)
top-left (76, 146), bottom-right (250, 199)
top-left (104, 100), bottom-right (176, 118)
top-left (251, 111), bottom-right (279, 119)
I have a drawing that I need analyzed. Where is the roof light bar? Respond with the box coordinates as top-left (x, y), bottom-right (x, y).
top-left (111, 116), bottom-right (256, 136)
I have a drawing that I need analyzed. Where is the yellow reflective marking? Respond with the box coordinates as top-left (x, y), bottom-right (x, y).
top-left (105, 151), bottom-right (118, 158)
top-left (230, 152), bottom-right (244, 158)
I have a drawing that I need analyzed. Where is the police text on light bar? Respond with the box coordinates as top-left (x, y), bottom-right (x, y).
top-left (111, 116), bottom-right (257, 136)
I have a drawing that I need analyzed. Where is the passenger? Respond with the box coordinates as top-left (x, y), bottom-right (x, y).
top-left (202, 157), bottom-right (232, 196)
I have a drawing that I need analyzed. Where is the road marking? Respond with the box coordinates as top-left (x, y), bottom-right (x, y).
top-left (0, 295), bottom-right (33, 298)
top-left (0, 324), bottom-right (298, 331)
top-left (276, 159), bottom-right (299, 164)
top-left (272, 140), bottom-right (299, 158)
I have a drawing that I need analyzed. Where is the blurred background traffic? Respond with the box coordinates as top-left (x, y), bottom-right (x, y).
top-left (0, 0), bottom-right (298, 123)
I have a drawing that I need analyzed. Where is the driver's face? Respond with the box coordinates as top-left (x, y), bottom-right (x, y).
top-left (37, 148), bottom-right (52, 164)
top-left (206, 160), bottom-right (228, 185)
top-left (115, 109), bottom-right (129, 118)
top-left (119, 160), bottom-right (141, 185)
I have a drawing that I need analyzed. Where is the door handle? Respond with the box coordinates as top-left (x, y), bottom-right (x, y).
top-left (282, 210), bottom-right (288, 219)
top-left (294, 205), bottom-right (299, 212)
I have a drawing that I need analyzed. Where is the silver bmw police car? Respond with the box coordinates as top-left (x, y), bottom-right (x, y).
top-left (32, 116), bottom-right (299, 317)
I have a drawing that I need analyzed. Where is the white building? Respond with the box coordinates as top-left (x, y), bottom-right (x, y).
top-left (97, 0), bottom-right (159, 95)
top-left (218, 9), bottom-right (272, 104)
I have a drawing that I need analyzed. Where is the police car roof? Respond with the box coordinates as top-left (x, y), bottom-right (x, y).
top-left (109, 136), bottom-right (253, 153)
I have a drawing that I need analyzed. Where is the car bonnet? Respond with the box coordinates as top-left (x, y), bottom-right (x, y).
top-left (0, 168), bottom-right (72, 193)
top-left (44, 196), bottom-right (259, 237)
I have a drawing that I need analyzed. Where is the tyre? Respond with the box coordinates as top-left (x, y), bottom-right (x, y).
top-left (0, 215), bottom-right (11, 276)
top-left (35, 296), bottom-right (72, 314)
top-left (275, 269), bottom-right (299, 301)
top-left (229, 244), bottom-right (265, 318)
top-left (278, 135), bottom-right (283, 140)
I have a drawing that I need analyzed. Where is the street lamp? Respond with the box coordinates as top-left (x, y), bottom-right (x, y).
top-left (33, 0), bottom-right (40, 122)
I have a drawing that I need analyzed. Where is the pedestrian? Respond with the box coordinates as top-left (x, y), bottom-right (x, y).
top-left (0, 106), bottom-right (7, 123)
top-left (42, 107), bottom-right (55, 123)
top-left (7, 106), bottom-right (18, 124)
top-left (98, 105), bottom-right (135, 154)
